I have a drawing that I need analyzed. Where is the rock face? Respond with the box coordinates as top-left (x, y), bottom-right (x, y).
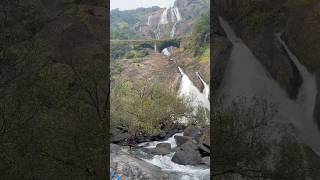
top-left (172, 141), bottom-right (203, 165)
top-left (110, 144), bottom-right (169, 179)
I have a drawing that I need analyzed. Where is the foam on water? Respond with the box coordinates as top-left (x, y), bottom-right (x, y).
top-left (138, 133), bottom-right (210, 180)
top-left (138, 132), bottom-right (183, 149)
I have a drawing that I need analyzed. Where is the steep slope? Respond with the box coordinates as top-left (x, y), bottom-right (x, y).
top-left (110, 0), bottom-right (209, 40)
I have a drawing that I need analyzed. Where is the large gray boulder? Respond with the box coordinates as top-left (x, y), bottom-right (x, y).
top-left (174, 135), bottom-right (194, 147)
top-left (171, 141), bottom-right (202, 165)
top-left (152, 143), bottom-right (171, 155)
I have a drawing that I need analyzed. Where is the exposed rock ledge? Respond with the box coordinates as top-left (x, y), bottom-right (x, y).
top-left (110, 144), bottom-right (169, 180)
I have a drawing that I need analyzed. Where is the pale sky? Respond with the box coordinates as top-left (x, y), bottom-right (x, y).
top-left (110, 0), bottom-right (175, 10)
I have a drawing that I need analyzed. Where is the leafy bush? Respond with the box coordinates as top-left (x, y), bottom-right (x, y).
top-left (212, 96), bottom-right (277, 178)
top-left (110, 79), bottom-right (193, 136)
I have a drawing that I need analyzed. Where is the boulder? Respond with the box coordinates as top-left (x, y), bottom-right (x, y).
top-left (111, 132), bottom-right (130, 144)
top-left (174, 135), bottom-right (194, 146)
top-left (172, 141), bottom-right (202, 165)
top-left (202, 156), bottom-right (210, 166)
top-left (152, 143), bottom-right (171, 155)
top-left (150, 131), bottom-right (167, 141)
top-left (200, 128), bottom-right (210, 147)
top-left (110, 144), bottom-right (169, 179)
top-left (184, 126), bottom-right (202, 140)
top-left (199, 144), bottom-right (210, 156)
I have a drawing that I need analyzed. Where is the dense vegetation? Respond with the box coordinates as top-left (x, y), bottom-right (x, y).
top-left (186, 12), bottom-right (210, 56)
top-left (110, 7), bottom-right (160, 40)
top-left (110, 79), bottom-right (193, 136)
top-left (0, 0), bottom-right (107, 179)
top-left (110, 42), bottom-right (149, 61)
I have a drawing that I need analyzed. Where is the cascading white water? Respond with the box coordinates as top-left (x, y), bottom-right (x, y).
top-left (160, 8), bottom-right (169, 24)
top-left (170, 22), bottom-right (177, 38)
top-left (147, 14), bottom-right (152, 26)
top-left (162, 48), bottom-right (171, 56)
top-left (178, 67), bottom-right (210, 110)
top-left (173, 7), bottom-right (182, 22)
top-left (219, 17), bottom-right (320, 155)
top-left (138, 133), bottom-right (210, 180)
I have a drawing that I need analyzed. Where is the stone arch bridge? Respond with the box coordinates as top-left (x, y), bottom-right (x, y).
top-left (110, 37), bottom-right (186, 53)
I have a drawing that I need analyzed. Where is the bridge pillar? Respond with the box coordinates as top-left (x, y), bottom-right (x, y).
top-left (154, 41), bottom-right (157, 53)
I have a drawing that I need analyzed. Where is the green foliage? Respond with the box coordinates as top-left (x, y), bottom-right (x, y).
top-left (110, 7), bottom-right (160, 40)
top-left (212, 96), bottom-right (277, 178)
top-left (189, 106), bottom-right (209, 128)
top-left (110, 42), bottom-right (148, 60)
top-left (288, 0), bottom-right (317, 7)
top-left (110, 42), bottom-right (131, 60)
top-left (110, 79), bottom-right (192, 136)
top-left (274, 135), bottom-right (306, 180)
top-left (186, 13), bottom-right (210, 56)
top-left (124, 50), bottom-right (148, 59)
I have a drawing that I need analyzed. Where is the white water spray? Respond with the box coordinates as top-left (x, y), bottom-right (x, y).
top-left (138, 133), bottom-right (210, 180)
top-left (178, 67), bottom-right (210, 110)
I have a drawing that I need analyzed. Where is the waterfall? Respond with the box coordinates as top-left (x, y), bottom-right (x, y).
top-left (160, 8), bottom-right (169, 24)
top-left (170, 22), bottom-right (177, 38)
top-left (196, 72), bottom-right (210, 100)
top-left (170, 8), bottom-right (176, 22)
top-left (178, 67), bottom-right (210, 110)
top-left (173, 7), bottom-right (182, 22)
top-left (218, 17), bottom-right (320, 155)
top-left (162, 48), bottom-right (171, 56)
top-left (147, 14), bottom-right (152, 26)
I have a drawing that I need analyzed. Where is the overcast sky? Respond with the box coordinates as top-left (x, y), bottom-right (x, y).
top-left (110, 0), bottom-right (175, 10)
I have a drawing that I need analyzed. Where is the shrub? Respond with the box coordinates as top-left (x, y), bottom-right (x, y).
top-left (110, 79), bottom-right (193, 136)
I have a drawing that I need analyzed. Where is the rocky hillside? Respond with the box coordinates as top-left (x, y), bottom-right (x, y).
top-left (110, 0), bottom-right (209, 40)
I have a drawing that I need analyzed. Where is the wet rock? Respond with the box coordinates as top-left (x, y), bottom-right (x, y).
top-left (184, 126), bottom-right (202, 138)
top-left (199, 144), bottom-right (210, 156)
top-left (172, 141), bottom-right (202, 165)
top-left (202, 156), bottom-right (210, 166)
top-left (111, 131), bottom-right (130, 145)
top-left (150, 131), bottom-right (167, 141)
top-left (152, 143), bottom-right (171, 155)
top-left (174, 135), bottom-right (194, 147)
top-left (200, 128), bottom-right (210, 147)
top-left (110, 144), bottom-right (169, 179)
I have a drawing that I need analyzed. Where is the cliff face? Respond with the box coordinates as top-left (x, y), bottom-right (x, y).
top-left (111, 0), bottom-right (209, 40)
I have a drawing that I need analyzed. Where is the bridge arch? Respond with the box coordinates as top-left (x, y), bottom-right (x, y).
top-left (157, 39), bottom-right (181, 52)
